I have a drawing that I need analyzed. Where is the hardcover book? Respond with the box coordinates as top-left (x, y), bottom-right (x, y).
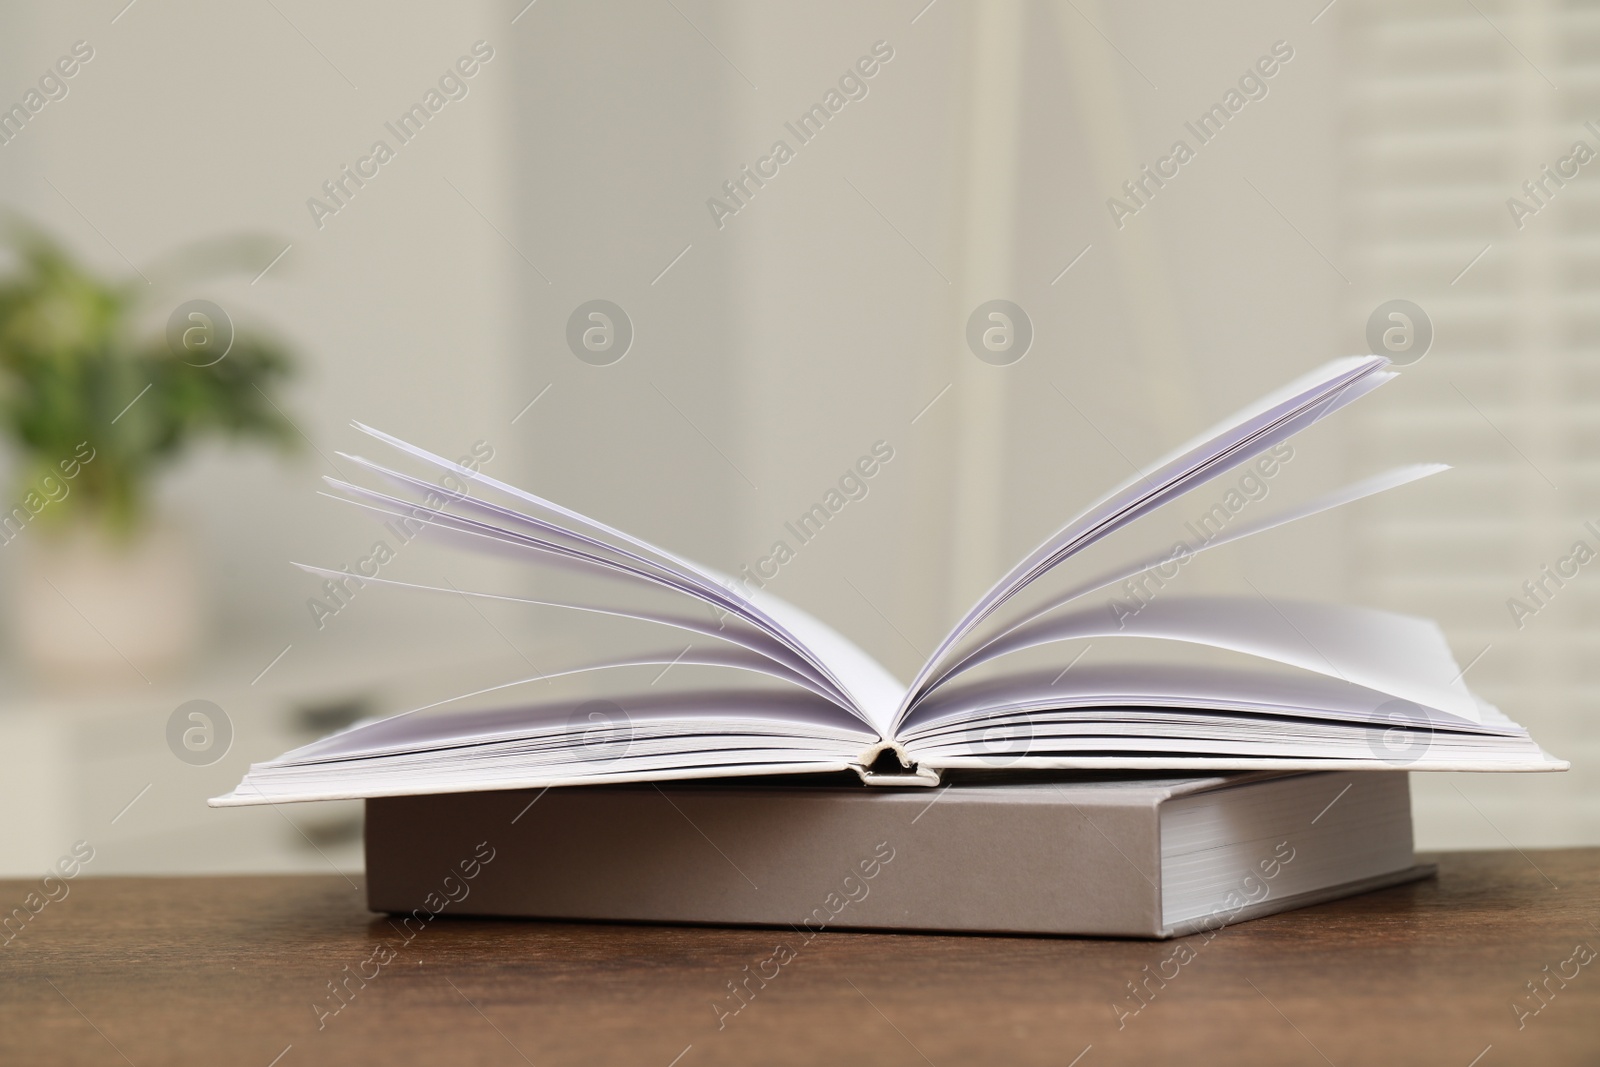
top-left (363, 771), bottom-right (1429, 939)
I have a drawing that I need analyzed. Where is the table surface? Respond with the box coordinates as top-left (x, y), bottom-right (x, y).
top-left (2, 849), bottom-right (1596, 1066)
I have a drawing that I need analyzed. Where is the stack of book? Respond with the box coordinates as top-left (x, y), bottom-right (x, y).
top-left (214, 356), bottom-right (1562, 936)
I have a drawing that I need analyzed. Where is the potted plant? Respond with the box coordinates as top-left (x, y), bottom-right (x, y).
top-left (0, 221), bottom-right (297, 678)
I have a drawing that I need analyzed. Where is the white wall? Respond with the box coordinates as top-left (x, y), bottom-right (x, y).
top-left (0, 0), bottom-right (518, 656)
top-left (0, 0), bottom-right (1591, 869)
top-left (707, 0), bottom-right (1356, 679)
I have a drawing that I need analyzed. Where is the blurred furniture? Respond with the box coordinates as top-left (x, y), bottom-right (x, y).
top-left (0, 647), bottom-right (360, 878)
top-left (0, 633), bottom-right (538, 877)
top-left (1, 850), bottom-right (1594, 1065)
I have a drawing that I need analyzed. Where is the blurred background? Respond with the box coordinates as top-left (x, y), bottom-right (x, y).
top-left (0, 0), bottom-right (1593, 876)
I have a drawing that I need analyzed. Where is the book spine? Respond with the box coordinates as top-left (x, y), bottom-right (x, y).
top-left (851, 742), bottom-right (940, 786)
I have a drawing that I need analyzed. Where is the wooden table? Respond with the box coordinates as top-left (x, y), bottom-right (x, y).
top-left (2, 850), bottom-right (1596, 1066)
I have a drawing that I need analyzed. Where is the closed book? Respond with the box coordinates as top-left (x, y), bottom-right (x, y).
top-left (364, 770), bottom-right (1431, 938)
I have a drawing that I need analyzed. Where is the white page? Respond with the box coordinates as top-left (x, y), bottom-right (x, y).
top-left (905, 726), bottom-right (1558, 769)
top-left (327, 477), bottom-right (760, 623)
top-left (944, 358), bottom-right (1389, 641)
top-left (739, 584), bottom-right (906, 736)
top-left (210, 688), bottom-right (878, 805)
top-left (924, 463), bottom-right (1450, 696)
top-left (350, 422), bottom-right (742, 593)
top-left (898, 357), bottom-right (1393, 721)
top-left (325, 471), bottom-right (796, 652)
top-left (376, 644), bottom-right (856, 718)
top-left (214, 758), bottom-right (865, 806)
top-left (910, 717), bottom-right (1529, 751)
top-left (348, 424), bottom-right (835, 653)
top-left (338, 453), bottom-right (758, 617)
top-left (292, 562), bottom-right (858, 716)
top-left (901, 662), bottom-right (1518, 738)
top-left (901, 595), bottom-right (1481, 729)
top-left (931, 365), bottom-right (1393, 664)
top-left (344, 424), bottom-right (906, 725)
top-left (317, 479), bottom-right (864, 708)
top-left (278, 687), bottom-right (877, 763)
top-left (901, 670), bottom-right (1561, 771)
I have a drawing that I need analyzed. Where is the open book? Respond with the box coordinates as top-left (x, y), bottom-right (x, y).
top-left (213, 356), bottom-right (1564, 807)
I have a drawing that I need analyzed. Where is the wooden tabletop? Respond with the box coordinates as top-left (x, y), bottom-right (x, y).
top-left (2, 849), bottom-right (1596, 1066)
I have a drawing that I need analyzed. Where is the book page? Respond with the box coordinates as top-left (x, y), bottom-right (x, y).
top-left (898, 356), bottom-right (1394, 724)
top-left (294, 561), bottom-right (838, 704)
top-left (381, 645), bottom-right (861, 718)
top-left (922, 463), bottom-right (1450, 695)
top-left (897, 662), bottom-right (1560, 771)
top-left (211, 688), bottom-right (878, 806)
top-left (338, 428), bottom-right (905, 727)
top-left (901, 662), bottom-right (1514, 737)
top-left (904, 595), bottom-right (1482, 729)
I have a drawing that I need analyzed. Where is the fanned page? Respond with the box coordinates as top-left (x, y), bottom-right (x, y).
top-left (895, 597), bottom-right (1562, 772)
top-left (214, 422), bottom-right (914, 805)
top-left (214, 356), bottom-right (1563, 807)
top-left (896, 355), bottom-right (1397, 722)
top-left (340, 425), bottom-right (905, 730)
top-left (890, 355), bottom-right (1562, 772)
top-left (214, 690), bottom-right (879, 806)
top-left (901, 663), bottom-right (1555, 770)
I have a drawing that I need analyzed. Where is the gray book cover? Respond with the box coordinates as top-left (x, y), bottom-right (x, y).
top-left (364, 771), bottom-right (1431, 939)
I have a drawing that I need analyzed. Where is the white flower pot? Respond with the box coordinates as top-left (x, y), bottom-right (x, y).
top-left (10, 518), bottom-right (202, 680)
